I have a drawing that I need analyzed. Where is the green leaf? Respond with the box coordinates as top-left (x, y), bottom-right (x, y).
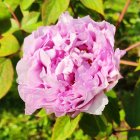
top-left (52, 114), bottom-right (82, 140)
top-left (0, 2), bottom-right (10, 20)
top-left (128, 130), bottom-right (140, 140)
top-left (119, 109), bottom-right (125, 121)
top-left (4, 0), bottom-right (20, 11)
top-left (2, 18), bottom-right (19, 34)
top-left (20, 0), bottom-right (35, 10)
top-left (79, 114), bottom-right (112, 139)
top-left (80, 0), bottom-right (104, 16)
top-left (71, 129), bottom-right (90, 140)
top-left (0, 58), bottom-right (14, 99)
top-left (42, 0), bottom-right (70, 25)
top-left (21, 12), bottom-right (42, 33)
top-left (0, 19), bottom-right (11, 34)
top-left (21, 12), bottom-right (40, 25)
top-left (135, 66), bottom-right (140, 72)
top-left (22, 22), bottom-right (42, 33)
top-left (108, 134), bottom-right (117, 140)
top-left (116, 131), bottom-right (128, 140)
top-left (122, 79), bottom-right (140, 127)
top-left (36, 109), bottom-right (47, 118)
top-left (0, 34), bottom-right (20, 57)
top-left (104, 90), bottom-right (120, 124)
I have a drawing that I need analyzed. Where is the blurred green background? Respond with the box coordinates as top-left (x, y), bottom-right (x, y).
top-left (0, 0), bottom-right (140, 139)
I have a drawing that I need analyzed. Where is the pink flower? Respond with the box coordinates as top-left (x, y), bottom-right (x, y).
top-left (16, 12), bottom-right (125, 117)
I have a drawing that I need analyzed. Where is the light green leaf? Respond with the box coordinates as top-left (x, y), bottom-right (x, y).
top-left (36, 109), bottom-right (47, 118)
top-left (52, 114), bottom-right (82, 140)
top-left (4, 0), bottom-right (20, 11)
top-left (20, 0), bottom-right (35, 10)
top-left (21, 12), bottom-right (42, 33)
top-left (42, 0), bottom-right (70, 25)
top-left (135, 66), bottom-right (140, 72)
top-left (108, 135), bottom-right (117, 140)
top-left (22, 22), bottom-right (43, 33)
top-left (80, 0), bottom-right (104, 16)
top-left (119, 109), bottom-right (125, 121)
top-left (21, 10), bottom-right (30, 17)
top-left (0, 58), bottom-right (14, 99)
top-left (0, 34), bottom-right (20, 57)
top-left (0, 2), bottom-right (10, 20)
top-left (21, 12), bottom-right (40, 25)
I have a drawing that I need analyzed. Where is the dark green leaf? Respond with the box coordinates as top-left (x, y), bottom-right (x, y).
top-left (104, 90), bottom-right (120, 124)
top-left (52, 114), bottom-right (82, 140)
top-left (80, 0), bottom-right (104, 16)
top-left (122, 79), bottom-right (140, 127)
top-left (0, 19), bottom-right (11, 34)
top-left (1, 18), bottom-right (19, 34)
top-left (0, 34), bottom-right (20, 57)
top-left (79, 114), bottom-right (112, 139)
top-left (0, 58), bottom-right (14, 99)
top-left (128, 130), bottom-right (140, 140)
top-left (42, 0), bottom-right (70, 25)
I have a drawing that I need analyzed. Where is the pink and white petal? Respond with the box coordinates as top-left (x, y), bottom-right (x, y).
top-left (84, 93), bottom-right (108, 115)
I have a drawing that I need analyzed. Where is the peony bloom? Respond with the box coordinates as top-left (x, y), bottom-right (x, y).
top-left (16, 12), bottom-right (125, 117)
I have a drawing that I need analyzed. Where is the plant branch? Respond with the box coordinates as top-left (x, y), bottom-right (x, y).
top-left (4, 2), bottom-right (21, 28)
top-left (125, 42), bottom-right (140, 52)
top-left (116, 0), bottom-right (131, 28)
top-left (120, 60), bottom-right (139, 67)
top-left (115, 128), bottom-right (140, 133)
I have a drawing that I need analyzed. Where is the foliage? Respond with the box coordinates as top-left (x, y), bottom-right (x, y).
top-left (42, 0), bottom-right (70, 25)
top-left (52, 114), bottom-right (82, 140)
top-left (0, 58), bottom-right (13, 99)
top-left (0, 0), bottom-right (140, 139)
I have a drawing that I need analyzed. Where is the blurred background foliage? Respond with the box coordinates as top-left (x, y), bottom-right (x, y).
top-left (0, 0), bottom-right (140, 139)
